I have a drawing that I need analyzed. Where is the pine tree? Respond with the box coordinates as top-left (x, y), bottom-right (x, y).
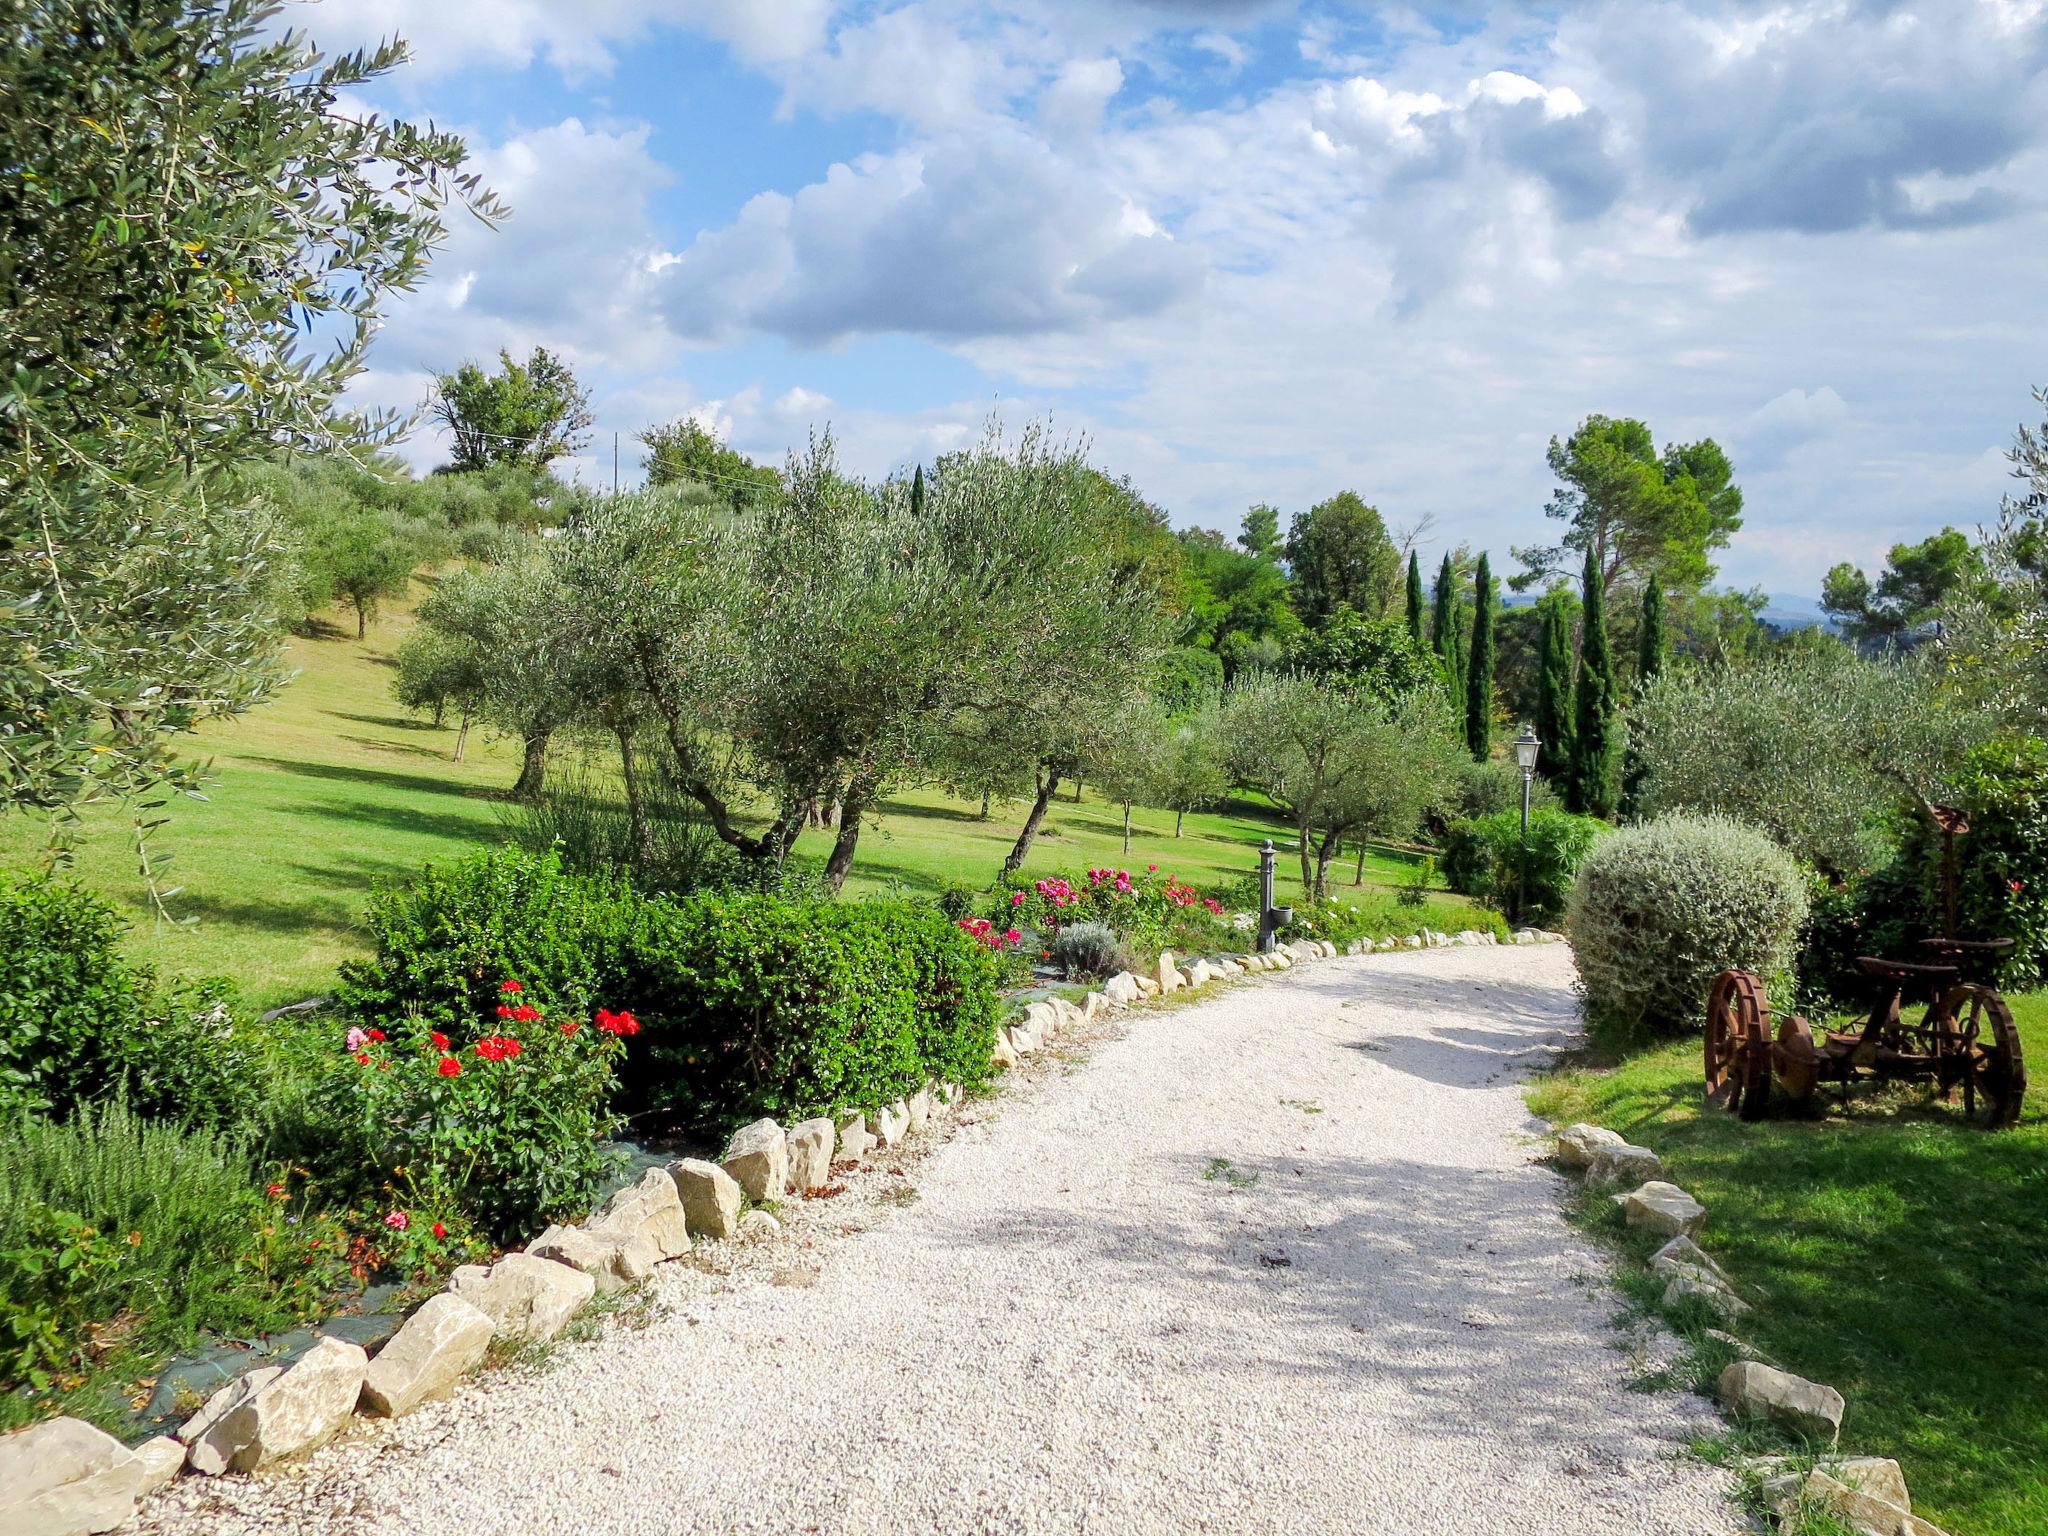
top-left (910, 463), bottom-right (927, 518)
top-left (1404, 551), bottom-right (1425, 647)
top-left (1429, 552), bottom-right (1464, 700)
top-left (1464, 553), bottom-right (1495, 760)
top-left (1567, 544), bottom-right (1619, 817)
top-left (1534, 595), bottom-right (1576, 781)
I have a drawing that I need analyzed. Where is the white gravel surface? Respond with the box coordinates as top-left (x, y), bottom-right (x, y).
top-left (141, 944), bottom-right (1738, 1536)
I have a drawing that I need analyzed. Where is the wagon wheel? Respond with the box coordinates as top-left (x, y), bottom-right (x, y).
top-left (1937, 983), bottom-right (2028, 1130)
top-left (1773, 1014), bottom-right (1822, 1105)
top-left (1705, 971), bottom-right (1771, 1119)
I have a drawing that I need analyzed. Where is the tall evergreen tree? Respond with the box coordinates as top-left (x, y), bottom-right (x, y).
top-left (1464, 553), bottom-right (1495, 760)
top-left (1533, 595), bottom-right (1576, 779)
top-left (1636, 580), bottom-right (1666, 686)
top-left (1566, 544), bottom-right (1619, 817)
top-left (1404, 551), bottom-right (1425, 646)
top-left (1429, 552), bottom-right (1464, 699)
top-left (1620, 581), bottom-right (1668, 817)
top-left (910, 463), bottom-right (927, 519)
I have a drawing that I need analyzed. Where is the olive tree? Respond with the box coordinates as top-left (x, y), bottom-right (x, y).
top-left (2, 2), bottom-right (498, 815)
top-left (1631, 644), bottom-right (1993, 876)
top-left (1224, 673), bottom-right (1464, 900)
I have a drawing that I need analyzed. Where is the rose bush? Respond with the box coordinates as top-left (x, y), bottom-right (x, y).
top-left (999, 866), bottom-right (1239, 956)
top-left (321, 980), bottom-right (627, 1244)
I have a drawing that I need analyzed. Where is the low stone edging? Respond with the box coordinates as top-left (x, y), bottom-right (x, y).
top-left (6, 925), bottom-right (1558, 1536)
top-left (1549, 1122), bottom-right (1954, 1536)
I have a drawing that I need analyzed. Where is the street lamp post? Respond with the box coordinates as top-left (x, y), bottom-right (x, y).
top-left (1513, 726), bottom-right (1540, 923)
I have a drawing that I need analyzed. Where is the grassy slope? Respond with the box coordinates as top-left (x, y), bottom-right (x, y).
top-left (0, 584), bottom-right (1477, 1008)
top-left (1529, 994), bottom-right (2048, 1536)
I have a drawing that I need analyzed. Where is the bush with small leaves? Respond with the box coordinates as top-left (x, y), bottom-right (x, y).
top-left (1568, 813), bottom-right (1808, 1037)
top-left (1051, 921), bottom-right (1125, 979)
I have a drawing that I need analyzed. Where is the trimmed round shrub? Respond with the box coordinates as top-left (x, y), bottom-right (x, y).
top-left (1440, 808), bottom-right (1607, 926)
top-left (1567, 813), bottom-right (1809, 1035)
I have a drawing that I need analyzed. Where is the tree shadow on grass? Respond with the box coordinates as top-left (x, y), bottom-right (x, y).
top-left (290, 794), bottom-right (511, 846)
top-left (327, 710), bottom-right (444, 734)
top-left (243, 755), bottom-right (504, 802)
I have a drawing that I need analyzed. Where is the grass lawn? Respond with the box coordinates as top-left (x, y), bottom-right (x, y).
top-left (1529, 993), bottom-right (2048, 1536)
top-left (0, 584), bottom-right (1481, 1009)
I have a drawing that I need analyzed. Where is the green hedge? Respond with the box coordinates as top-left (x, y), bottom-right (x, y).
top-left (1441, 808), bottom-right (1609, 925)
top-left (341, 848), bottom-right (1002, 1137)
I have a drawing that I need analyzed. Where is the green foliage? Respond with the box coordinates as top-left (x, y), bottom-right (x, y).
top-left (1404, 552), bottom-right (1425, 646)
top-left (1465, 553), bottom-right (1497, 760)
top-left (1396, 856), bottom-right (1436, 908)
top-left (1513, 415), bottom-right (1743, 596)
top-left (628, 897), bottom-right (1002, 1133)
top-left (1285, 606), bottom-right (1437, 700)
top-left (2, 1), bottom-right (498, 814)
top-left (1630, 644), bottom-right (1985, 878)
top-left (1637, 582), bottom-right (1668, 685)
top-left (319, 1006), bottom-right (626, 1243)
top-left (1430, 551), bottom-right (1466, 699)
top-left (1449, 757), bottom-right (1558, 822)
top-left (1567, 813), bottom-right (1809, 1035)
top-left (337, 846), bottom-right (643, 1037)
top-left (1002, 865), bottom-right (1240, 958)
top-left (310, 508), bottom-right (424, 638)
top-left (1822, 528), bottom-right (1986, 647)
top-left (433, 347), bottom-right (593, 471)
top-left (638, 417), bottom-right (783, 509)
top-left (1535, 590), bottom-right (1578, 780)
top-left (1440, 809), bottom-right (1608, 926)
top-left (1050, 921), bottom-right (1125, 979)
top-left (393, 626), bottom-right (488, 734)
top-left (1173, 533), bottom-right (1299, 678)
top-left (1286, 492), bottom-right (1399, 627)
top-left (0, 1101), bottom-right (347, 1395)
top-left (1284, 888), bottom-right (1506, 946)
top-left (1566, 544), bottom-right (1619, 817)
top-left (1240, 505), bottom-right (1282, 560)
top-left (500, 749), bottom-right (749, 899)
top-left (0, 873), bottom-right (262, 1126)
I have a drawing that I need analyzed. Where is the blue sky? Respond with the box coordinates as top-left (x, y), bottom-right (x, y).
top-left (304, 0), bottom-right (2048, 593)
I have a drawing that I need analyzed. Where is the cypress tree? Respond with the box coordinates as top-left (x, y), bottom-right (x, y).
top-left (1429, 552), bottom-right (1463, 699)
top-left (1464, 553), bottom-right (1495, 760)
top-left (1567, 545), bottom-right (1619, 817)
top-left (910, 463), bottom-right (927, 518)
top-left (1404, 551), bottom-right (1424, 647)
top-left (1636, 580), bottom-right (1666, 686)
top-left (1534, 596), bottom-right (1575, 781)
top-left (1620, 582), bottom-right (1668, 818)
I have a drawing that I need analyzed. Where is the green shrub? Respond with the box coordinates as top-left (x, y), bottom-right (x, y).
top-left (1451, 758), bottom-right (1559, 822)
top-left (338, 845), bottom-right (644, 1037)
top-left (623, 896), bottom-right (1002, 1134)
top-left (1002, 866), bottom-right (1239, 957)
top-left (0, 1102), bottom-right (347, 1393)
top-left (0, 874), bottom-right (264, 1127)
top-left (1284, 891), bottom-right (1507, 946)
top-left (317, 996), bottom-right (626, 1244)
top-left (1568, 813), bottom-right (1809, 1036)
top-left (1441, 808), bottom-right (1608, 925)
top-left (500, 751), bottom-right (753, 900)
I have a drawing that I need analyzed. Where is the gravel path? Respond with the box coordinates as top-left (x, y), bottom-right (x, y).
top-left (145, 944), bottom-right (1738, 1536)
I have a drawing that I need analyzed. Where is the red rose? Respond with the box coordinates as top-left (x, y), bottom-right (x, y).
top-left (496, 1005), bottom-right (514, 1018)
top-left (265, 1182), bottom-right (285, 1197)
top-left (561, 1020), bottom-right (581, 1036)
top-left (431, 1031), bottom-right (450, 1050)
top-left (437, 1056), bottom-right (461, 1077)
top-left (355, 1052), bottom-right (371, 1065)
top-left (500, 979), bottom-right (524, 994)
top-left (431, 1222), bottom-right (448, 1239)
top-left (366, 1028), bottom-right (385, 1042)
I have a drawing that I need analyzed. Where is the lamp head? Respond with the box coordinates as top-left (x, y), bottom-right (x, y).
top-left (1513, 725), bottom-right (1540, 772)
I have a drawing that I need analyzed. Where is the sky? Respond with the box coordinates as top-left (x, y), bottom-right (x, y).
top-left (300, 0), bottom-right (2048, 595)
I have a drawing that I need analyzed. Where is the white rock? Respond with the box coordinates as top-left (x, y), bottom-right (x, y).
top-left (721, 1118), bottom-right (790, 1202)
top-left (1649, 1235), bottom-right (1734, 1291)
top-left (835, 1111), bottom-right (875, 1160)
top-left (1081, 990), bottom-right (1108, 1021)
top-left (1267, 951), bottom-right (1293, 969)
top-left (1187, 959), bottom-right (1215, 986)
top-left (1156, 951), bottom-right (1182, 992)
top-left (359, 1293), bottom-right (495, 1418)
top-left (179, 1368), bottom-right (282, 1475)
top-left (1218, 960), bottom-right (1243, 978)
top-left (1662, 1271), bottom-right (1749, 1320)
top-left (449, 1253), bottom-right (595, 1344)
top-left (669, 1158), bottom-right (744, 1240)
top-left (1101, 973), bottom-right (1138, 1005)
top-left (737, 1209), bottom-right (782, 1241)
top-left (1586, 1143), bottom-right (1665, 1186)
top-left (185, 1338), bottom-right (366, 1474)
top-left (0, 1416), bottom-right (144, 1534)
top-left (1512, 928), bottom-right (1539, 944)
top-left (527, 1222), bottom-right (655, 1291)
top-left (991, 1031), bottom-right (1020, 1069)
top-left (1717, 1361), bottom-right (1845, 1442)
top-left (1554, 1122), bottom-right (1625, 1168)
top-left (1615, 1181), bottom-right (1707, 1239)
top-left (1005, 1022), bottom-right (1037, 1057)
top-left (1023, 1001), bottom-right (1058, 1039)
top-left (1135, 974), bottom-right (1162, 996)
top-left (870, 1099), bottom-right (912, 1146)
top-left (1053, 996), bottom-right (1085, 1033)
top-left (1377, 938), bottom-right (1396, 951)
top-left (588, 1166), bottom-right (690, 1262)
top-left (906, 1088), bottom-right (932, 1133)
top-left (132, 1435), bottom-right (184, 1497)
top-left (1402, 935), bottom-right (1424, 949)
top-left (786, 1117), bottom-right (837, 1190)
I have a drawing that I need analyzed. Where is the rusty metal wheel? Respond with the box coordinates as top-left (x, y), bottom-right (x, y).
top-left (1773, 1014), bottom-right (1822, 1105)
top-left (1938, 983), bottom-right (2027, 1130)
top-left (1705, 970), bottom-right (1771, 1119)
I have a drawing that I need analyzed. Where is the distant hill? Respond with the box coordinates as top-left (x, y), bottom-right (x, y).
top-left (1758, 593), bottom-right (1836, 633)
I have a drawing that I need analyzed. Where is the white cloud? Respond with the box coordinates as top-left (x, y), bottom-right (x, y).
top-left (1039, 56), bottom-right (1126, 141)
